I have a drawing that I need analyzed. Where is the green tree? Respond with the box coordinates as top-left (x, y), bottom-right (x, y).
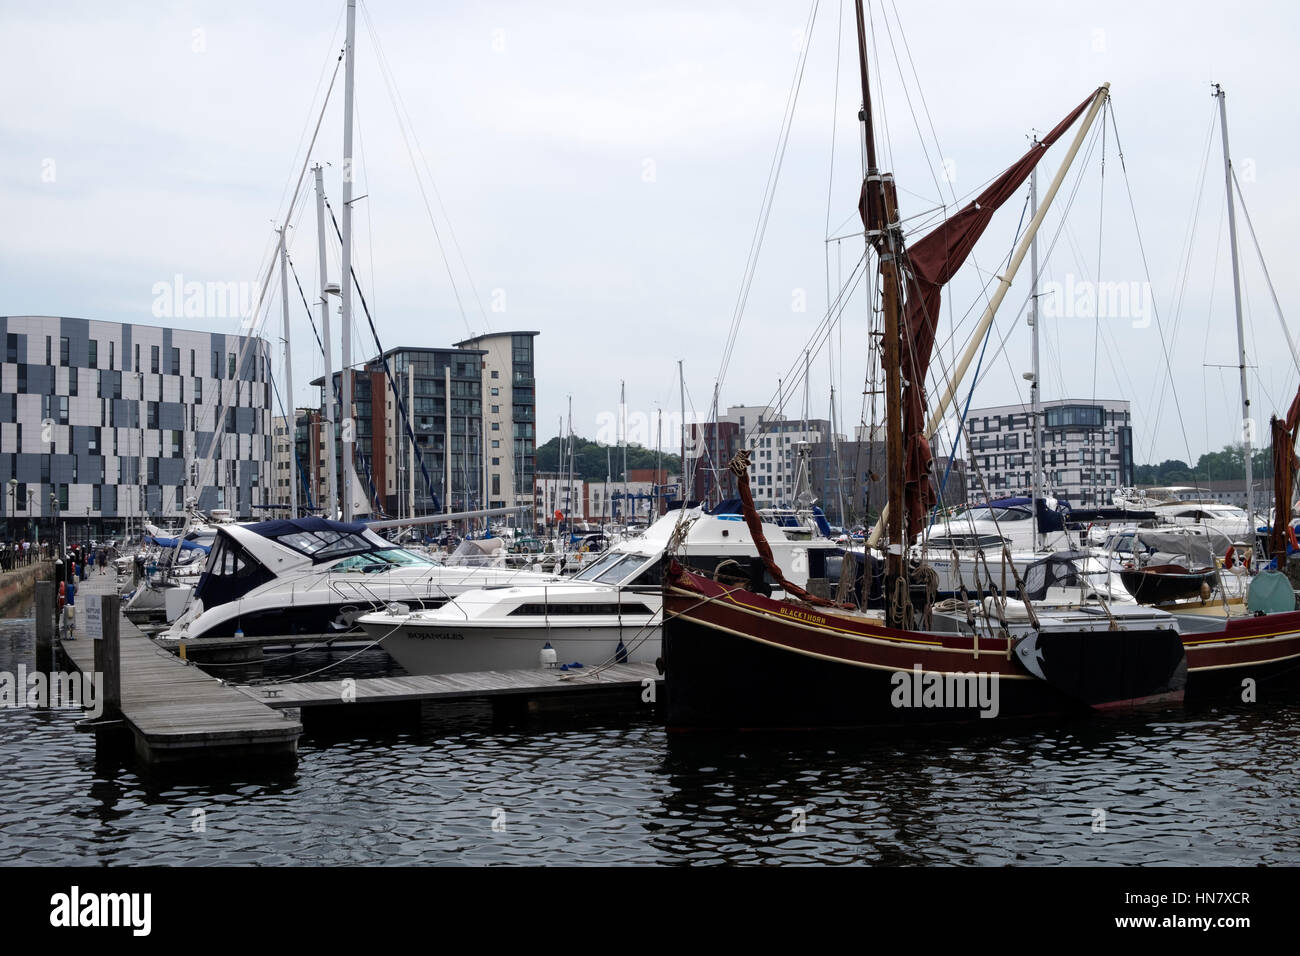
top-left (537, 435), bottom-right (681, 483)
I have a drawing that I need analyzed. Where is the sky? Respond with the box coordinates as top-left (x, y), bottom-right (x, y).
top-left (3, 0), bottom-right (1299, 468)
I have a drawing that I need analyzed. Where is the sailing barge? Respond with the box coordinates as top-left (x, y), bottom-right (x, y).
top-left (661, 1), bottom-right (1300, 732)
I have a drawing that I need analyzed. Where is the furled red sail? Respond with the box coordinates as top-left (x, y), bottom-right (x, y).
top-left (874, 89), bottom-right (1100, 541)
top-left (1268, 383), bottom-right (1300, 562)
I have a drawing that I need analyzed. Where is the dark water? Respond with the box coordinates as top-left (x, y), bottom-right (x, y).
top-left (1, 612), bottom-right (1298, 866)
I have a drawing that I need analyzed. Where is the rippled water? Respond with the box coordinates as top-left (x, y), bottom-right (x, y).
top-left (2, 611), bottom-right (1298, 865)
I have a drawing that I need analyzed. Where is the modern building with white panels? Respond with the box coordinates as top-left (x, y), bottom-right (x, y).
top-left (0, 315), bottom-right (272, 538)
top-left (964, 398), bottom-right (1134, 508)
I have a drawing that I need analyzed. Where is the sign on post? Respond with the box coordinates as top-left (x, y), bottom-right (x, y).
top-left (82, 594), bottom-right (104, 641)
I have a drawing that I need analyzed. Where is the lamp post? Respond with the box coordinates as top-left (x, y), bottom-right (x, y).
top-left (50, 492), bottom-right (59, 555)
top-left (27, 489), bottom-right (36, 546)
top-left (7, 478), bottom-right (15, 542)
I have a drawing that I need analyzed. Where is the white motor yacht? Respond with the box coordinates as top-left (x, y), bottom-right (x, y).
top-left (356, 506), bottom-right (844, 675)
top-left (160, 517), bottom-right (557, 641)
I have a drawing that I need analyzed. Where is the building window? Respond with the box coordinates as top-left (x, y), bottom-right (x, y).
top-left (6, 333), bottom-right (17, 363)
top-left (212, 350), bottom-right (220, 378)
top-left (491, 387), bottom-right (499, 396)
top-left (134, 344), bottom-right (140, 372)
top-left (45, 337), bottom-right (51, 365)
top-left (57, 395), bottom-right (68, 425)
top-left (492, 457), bottom-right (500, 466)
top-left (58, 484), bottom-right (69, 510)
top-left (190, 350), bottom-right (196, 376)
top-left (92, 485), bottom-right (102, 511)
top-left (60, 337), bottom-right (70, 367)
top-left (109, 341), bottom-right (115, 370)
top-left (491, 422), bottom-right (500, 431)
top-left (147, 402), bottom-right (158, 429)
top-left (491, 370), bottom-right (499, 379)
top-left (171, 347), bottom-right (180, 375)
top-left (228, 353), bottom-right (236, 379)
top-left (151, 345), bottom-right (160, 373)
top-left (491, 405), bottom-right (500, 414)
top-left (195, 378), bottom-right (202, 403)
top-left (88, 340), bottom-right (98, 369)
top-left (68, 370), bottom-right (77, 396)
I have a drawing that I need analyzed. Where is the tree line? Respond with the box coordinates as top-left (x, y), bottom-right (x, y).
top-left (537, 436), bottom-right (682, 483)
top-left (1134, 444), bottom-right (1273, 487)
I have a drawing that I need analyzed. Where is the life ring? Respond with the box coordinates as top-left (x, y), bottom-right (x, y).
top-left (1288, 526), bottom-right (1299, 552)
top-left (1225, 545), bottom-right (1252, 573)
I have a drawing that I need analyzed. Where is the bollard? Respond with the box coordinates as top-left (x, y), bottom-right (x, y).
top-left (91, 593), bottom-right (122, 722)
top-left (35, 580), bottom-right (54, 676)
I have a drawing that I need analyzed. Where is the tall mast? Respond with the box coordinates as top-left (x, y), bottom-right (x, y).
top-left (567, 395), bottom-right (575, 536)
top-left (313, 164), bottom-right (338, 519)
top-left (339, 0), bottom-right (358, 522)
top-left (621, 380), bottom-right (629, 521)
top-left (277, 225), bottom-right (297, 519)
top-left (1029, 147), bottom-right (1045, 549)
top-left (656, 408), bottom-right (663, 517)
top-left (408, 362), bottom-right (415, 525)
top-left (1215, 84), bottom-right (1254, 537)
top-left (854, 0), bottom-right (906, 627)
top-left (678, 360), bottom-right (686, 502)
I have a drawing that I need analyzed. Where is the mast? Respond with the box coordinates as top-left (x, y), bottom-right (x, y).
top-left (853, 0), bottom-right (906, 627)
top-left (1215, 84), bottom-right (1254, 537)
top-left (656, 408), bottom-right (663, 517)
top-left (444, 365), bottom-right (451, 516)
top-left (1029, 148), bottom-right (1045, 549)
top-left (277, 225), bottom-right (298, 519)
top-left (866, 84), bottom-right (1111, 550)
top-left (313, 164), bottom-right (338, 519)
top-left (679, 360), bottom-right (687, 502)
top-left (567, 395), bottom-right (575, 538)
top-left (408, 362), bottom-right (415, 526)
top-left (339, 0), bottom-right (358, 522)
top-left (621, 380), bottom-right (629, 522)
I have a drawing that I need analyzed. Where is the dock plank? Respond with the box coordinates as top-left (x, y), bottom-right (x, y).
top-left (236, 661), bottom-right (661, 709)
top-left (59, 574), bottom-right (301, 763)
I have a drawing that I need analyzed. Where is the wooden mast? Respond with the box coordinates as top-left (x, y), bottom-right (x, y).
top-left (854, 0), bottom-right (906, 626)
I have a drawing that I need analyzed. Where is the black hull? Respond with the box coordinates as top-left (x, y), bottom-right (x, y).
top-left (663, 615), bottom-right (1079, 731)
top-left (1119, 567), bottom-right (1218, 605)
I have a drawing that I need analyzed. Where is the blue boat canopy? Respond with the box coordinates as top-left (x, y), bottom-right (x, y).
top-left (146, 535), bottom-right (210, 554)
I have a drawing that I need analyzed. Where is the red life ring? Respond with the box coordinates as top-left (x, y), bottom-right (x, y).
top-left (1288, 525), bottom-right (1299, 552)
top-left (1225, 546), bottom-right (1252, 570)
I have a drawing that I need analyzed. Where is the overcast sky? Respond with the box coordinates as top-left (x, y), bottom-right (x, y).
top-left (4, 0), bottom-right (1299, 468)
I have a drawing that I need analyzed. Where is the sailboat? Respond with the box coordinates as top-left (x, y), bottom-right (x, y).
top-left (660, 4), bottom-right (1300, 730)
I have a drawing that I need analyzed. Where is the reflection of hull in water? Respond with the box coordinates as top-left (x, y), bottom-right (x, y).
top-left (1119, 565), bottom-right (1218, 605)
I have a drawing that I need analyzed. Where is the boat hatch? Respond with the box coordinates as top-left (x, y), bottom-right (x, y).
top-left (573, 551), bottom-right (648, 584)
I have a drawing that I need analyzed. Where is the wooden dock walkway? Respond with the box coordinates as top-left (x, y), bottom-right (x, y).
top-left (237, 661), bottom-right (661, 714)
top-left (52, 571), bottom-right (664, 765)
top-left (58, 573), bottom-right (301, 766)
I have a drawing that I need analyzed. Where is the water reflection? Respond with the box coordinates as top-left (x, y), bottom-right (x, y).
top-left (1, 614), bottom-right (1298, 866)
